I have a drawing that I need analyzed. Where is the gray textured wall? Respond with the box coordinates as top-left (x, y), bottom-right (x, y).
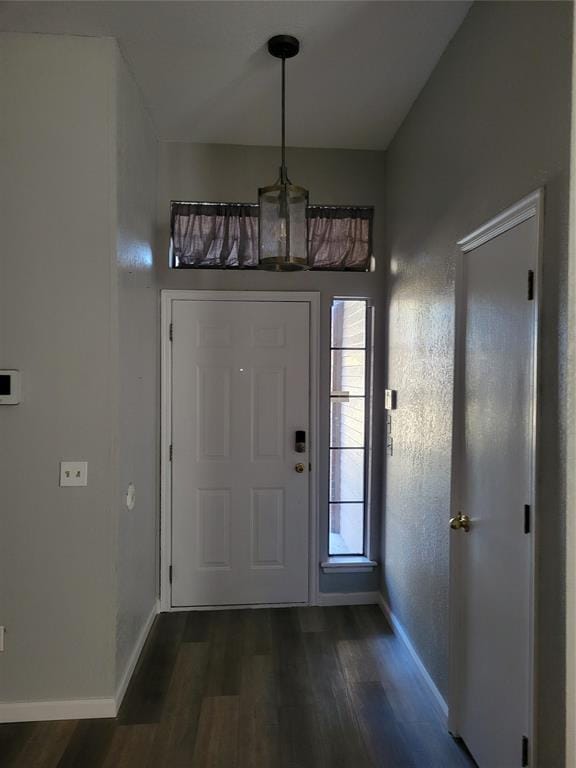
top-left (0, 33), bottom-right (160, 705)
top-left (115, 50), bottom-right (159, 689)
top-left (156, 142), bottom-right (386, 593)
top-left (0, 33), bottom-right (118, 700)
top-left (381, 2), bottom-right (572, 764)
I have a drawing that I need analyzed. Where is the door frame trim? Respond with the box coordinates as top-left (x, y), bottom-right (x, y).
top-left (448, 189), bottom-right (544, 765)
top-left (160, 290), bottom-right (321, 612)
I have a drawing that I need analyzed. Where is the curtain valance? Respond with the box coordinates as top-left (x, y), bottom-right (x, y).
top-left (170, 202), bottom-right (373, 271)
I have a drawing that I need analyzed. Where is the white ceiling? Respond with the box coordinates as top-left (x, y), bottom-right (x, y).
top-left (0, 1), bottom-right (471, 150)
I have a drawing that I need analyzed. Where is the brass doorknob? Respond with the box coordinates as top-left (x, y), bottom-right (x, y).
top-left (295, 463), bottom-right (305, 473)
top-left (450, 513), bottom-right (471, 532)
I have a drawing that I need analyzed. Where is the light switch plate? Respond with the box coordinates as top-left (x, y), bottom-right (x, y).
top-left (60, 461), bottom-right (88, 487)
top-left (0, 370), bottom-right (21, 405)
top-left (385, 389), bottom-right (397, 410)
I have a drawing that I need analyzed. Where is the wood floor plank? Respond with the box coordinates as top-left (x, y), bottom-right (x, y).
top-left (337, 636), bottom-right (382, 684)
top-left (204, 611), bottom-right (243, 697)
top-left (371, 634), bottom-right (445, 724)
top-left (240, 653), bottom-right (275, 708)
top-left (277, 701), bottom-right (320, 768)
top-left (239, 608), bottom-right (272, 657)
top-left (302, 630), bottom-right (347, 698)
top-left (100, 725), bottom-right (157, 768)
top-left (162, 642), bottom-right (209, 722)
top-left (140, 717), bottom-right (201, 768)
top-left (351, 681), bottom-right (417, 768)
top-left (55, 719), bottom-right (116, 768)
top-left (270, 608), bottom-right (311, 707)
top-left (3, 607), bottom-right (476, 768)
top-left (183, 611), bottom-right (212, 643)
top-left (309, 687), bottom-right (375, 768)
top-left (322, 605), bottom-right (364, 641)
top-left (133, 644), bottom-right (210, 767)
top-left (237, 707), bottom-right (279, 768)
top-left (0, 722), bottom-right (36, 768)
top-left (191, 696), bottom-right (240, 768)
top-left (11, 721), bottom-right (76, 768)
top-left (297, 606), bottom-right (325, 634)
top-left (351, 604), bottom-right (394, 637)
top-left (118, 613), bottom-right (186, 725)
top-left (397, 721), bottom-right (479, 768)
top-left (237, 653), bottom-right (279, 768)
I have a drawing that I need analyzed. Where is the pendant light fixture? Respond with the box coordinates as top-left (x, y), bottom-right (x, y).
top-left (258, 35), bottom-right (309, 271)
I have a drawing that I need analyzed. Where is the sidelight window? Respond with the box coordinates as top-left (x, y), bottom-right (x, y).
top-left (329, 298), bottom-right (372, 556)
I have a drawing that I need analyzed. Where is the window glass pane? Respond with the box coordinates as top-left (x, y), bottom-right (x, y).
top-left (330, 399), bottom-right (365, 447)
top-left (329, 503), bottom-right (364, 555)
top-left (330, 449), bottom-right (365, 501)
top-left (331, 350), bottom-right (366, 396)
top-left (331, 300), bottom-right (366, 347)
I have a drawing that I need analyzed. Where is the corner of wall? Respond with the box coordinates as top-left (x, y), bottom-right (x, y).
top-left (113, 45), bottom-right (161, 692)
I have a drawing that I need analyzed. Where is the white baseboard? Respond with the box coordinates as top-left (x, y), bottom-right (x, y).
top-left (378, 593), bottom-right (448, 720)
top-left (316, 590), bottom-right (380, 606)
top-left (0, 697), bottom-right (116, 723)
top-left (115, 599), bottom-right (159, 711)
top-left (0, 600), bottom-right (159, 724)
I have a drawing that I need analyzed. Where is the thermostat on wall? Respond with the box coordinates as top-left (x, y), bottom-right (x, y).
top-left (0, 371), bottom-right (21, 404)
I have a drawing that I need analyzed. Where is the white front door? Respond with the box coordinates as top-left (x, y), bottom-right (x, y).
top-left (170, 299), bottom-right (310, 607)
top-left (451, 195), bottom-right (540, 767)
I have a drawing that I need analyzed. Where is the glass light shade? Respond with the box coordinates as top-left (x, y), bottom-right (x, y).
top-left (258, 181), bottom-right (309, 270)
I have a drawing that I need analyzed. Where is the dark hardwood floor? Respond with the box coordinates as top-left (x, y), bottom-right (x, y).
top-left (0, 606), bottom-right (476, 768)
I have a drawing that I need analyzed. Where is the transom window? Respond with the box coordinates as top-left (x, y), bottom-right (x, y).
top-left (329, 298), bottom-right (372, 556)
top-left (170, 201), bottom-right (374, 271)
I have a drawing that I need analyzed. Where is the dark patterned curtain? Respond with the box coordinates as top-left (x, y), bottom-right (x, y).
top-left (171, 203), bottom-right (258, 267)
top-left (171, 202), bottom-right (373, 270)
top-left (308, 206), bottom-right (372, 271)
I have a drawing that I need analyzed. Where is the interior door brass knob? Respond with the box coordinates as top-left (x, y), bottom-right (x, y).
top-left (450, 512), bottom-right (471, 532)
top-left (295, 463), bottom-right (305, 473)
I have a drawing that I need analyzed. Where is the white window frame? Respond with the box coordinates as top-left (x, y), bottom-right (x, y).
top-left (321, 296), bottom-right (377, 574)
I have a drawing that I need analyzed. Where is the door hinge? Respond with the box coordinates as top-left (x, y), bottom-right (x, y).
top-left (527, 270), bottom-right (534, 301)
top-left (522, 735), bottom-right (529, 766)
top-left (169, 565), bottom-right (173, 585)
top-left (169, 323), bottom-right (174, 341)
top-left (169, 444), bottom-right (173, 462)
top-left (524, 504), bottom-right (531, 534)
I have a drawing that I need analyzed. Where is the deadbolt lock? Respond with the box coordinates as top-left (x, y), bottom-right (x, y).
top-left (295, 463), bottom-right (305, 473)
top-left (450, 512), bottom-right (471, 532)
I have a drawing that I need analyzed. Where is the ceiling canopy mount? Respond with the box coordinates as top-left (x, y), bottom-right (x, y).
top-left (267, 34), bottom-right (300, 60)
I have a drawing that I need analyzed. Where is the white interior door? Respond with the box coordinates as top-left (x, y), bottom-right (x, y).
top-left (452, 195), bottom-right (540, 767)
top-left (170, 299), bottom-right (310, 607)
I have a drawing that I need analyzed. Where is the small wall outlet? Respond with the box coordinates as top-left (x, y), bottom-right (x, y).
top-left (59, 461), bottom-right (88, 487)
top-left (0, 626), bottom-right (5, 652)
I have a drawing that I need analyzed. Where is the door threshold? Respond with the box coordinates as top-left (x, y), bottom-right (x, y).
top-left (166, 601), bottom-right (310, 612)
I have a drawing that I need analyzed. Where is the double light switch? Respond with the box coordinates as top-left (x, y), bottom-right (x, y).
top-left (59, 461), bottom-right (88, 487)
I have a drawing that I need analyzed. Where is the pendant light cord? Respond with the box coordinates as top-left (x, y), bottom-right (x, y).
top-left (281, 56), bottom-right (286, 182)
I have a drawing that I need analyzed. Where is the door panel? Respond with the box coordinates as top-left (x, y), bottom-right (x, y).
top-left (251, 488), bottom-right (285, 568)
top-left (197, 489), bottom-right (231, 569)
top-left (252, 367), bottom-right (285, 460)
top-left (454, 215), bottom-right (537, 767)
top-left (197, 366), bottom-right (231, 459)
top-left (171, 300), bottom-right (310, 606)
